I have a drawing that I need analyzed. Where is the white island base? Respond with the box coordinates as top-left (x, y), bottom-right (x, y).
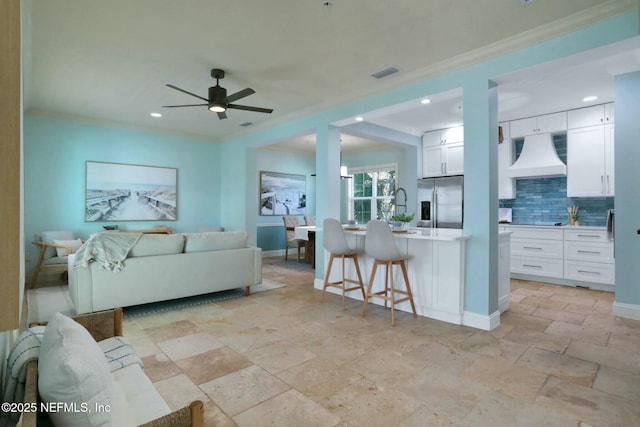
top-left (315, 227), bottom-right (491, 329)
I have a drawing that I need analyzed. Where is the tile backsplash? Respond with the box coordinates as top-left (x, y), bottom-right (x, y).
top-left (499, 135), bottom-right (614, 226)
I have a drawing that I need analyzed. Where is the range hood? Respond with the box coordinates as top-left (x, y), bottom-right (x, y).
top-left (507, 133), bottom-right (566, 179)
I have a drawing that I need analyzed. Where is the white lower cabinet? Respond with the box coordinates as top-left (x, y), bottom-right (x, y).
top-left (563, 229), bottom-right (614, 285)
top-left (505, 226), bottom-right (614, 290)
top-left (507, 226), bottom-right (564, 279)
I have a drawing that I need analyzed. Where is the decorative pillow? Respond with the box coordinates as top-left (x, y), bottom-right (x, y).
top-left (53, 238), bottom-right (83, 257)
top-left (38, 313), bottom-right (113, 427)
top-left (128, 234), bottom-right (184, 257)
top-left (41, 230), bottom-right (75, 259)
top-left (182, 231), bottom-right (248, 253)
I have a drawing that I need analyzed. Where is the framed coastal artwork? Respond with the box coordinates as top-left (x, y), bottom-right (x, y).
top-left (85, 161), bottom-right (178, 222)
top-left (259, 171), bottom-right (306, 216)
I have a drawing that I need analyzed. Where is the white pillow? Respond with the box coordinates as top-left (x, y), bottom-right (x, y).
top-left (38, 312), bottom-right (114, 427)
top-left (53, 238), bottom-right (83, 257)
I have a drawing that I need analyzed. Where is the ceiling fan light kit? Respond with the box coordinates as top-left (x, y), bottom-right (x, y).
top-left (163, 68), bottom-right (273, 120)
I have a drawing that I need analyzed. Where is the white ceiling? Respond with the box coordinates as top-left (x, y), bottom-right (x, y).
top-left (25, 0), bottom-right (640, 153)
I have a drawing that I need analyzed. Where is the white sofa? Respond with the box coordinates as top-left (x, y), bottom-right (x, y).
top-left (68, 231), bottom-right (262, 314)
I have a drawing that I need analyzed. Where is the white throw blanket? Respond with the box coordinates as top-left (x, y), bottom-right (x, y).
top-left (73, 232), bottom-right (142, 271)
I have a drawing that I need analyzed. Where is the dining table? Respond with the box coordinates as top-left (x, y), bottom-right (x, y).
top-left (294, 225), bottom-right (316, 268)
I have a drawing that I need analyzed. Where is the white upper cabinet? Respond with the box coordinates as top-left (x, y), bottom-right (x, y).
top-left (567, 103), bottom-right (615, 129)
top-left (510, 112), bottom-right (567, 138)
top-left (567, 123), bottom-right (614, 197)
top-left (422, 126), bottom-right (464, 177)
top-left (422, 125), bottom-right (464, 147)
top-left (422, 143), bottom-right (463, 177)
top-left (498, 122), bottom-right (515, 199)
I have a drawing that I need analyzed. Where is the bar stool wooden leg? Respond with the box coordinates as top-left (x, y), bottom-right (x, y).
top-left (321, 253), bottom-right (336, 302)
top-left (400, 260), bottom-right (417, 318)
top-left (353, 255), bottom-right (366, 300)
top-left (361, 261), bottom-right (379, 317)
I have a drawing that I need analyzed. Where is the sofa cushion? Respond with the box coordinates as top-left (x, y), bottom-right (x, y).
top-left (183, 231), bottom-right (248, 253)
top-left (111, 364), bottom-right (172, 425)
top-left (38, 312), bottom-right (113, 427)
top-left (53, 238), bottom-right (83, 257)
top-left (128, 233), bottom-right (184, 257)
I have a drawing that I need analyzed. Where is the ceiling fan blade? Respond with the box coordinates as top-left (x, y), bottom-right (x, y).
top-left (166, 84), bottom-right (209, 102)
top-left (227, 104), bottom-right (273, 114)
top-left (162, 103), bottom-right (208, 108)
top-left (226, 88), bottom-right (255, 103)
top-left (217, 111), bottom-right (227, 120)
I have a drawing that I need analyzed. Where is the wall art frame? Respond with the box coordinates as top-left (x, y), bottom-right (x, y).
top-left (259, 171), bottom-right (306, 216)
top-left (85, 161), bottom-right (178, 222)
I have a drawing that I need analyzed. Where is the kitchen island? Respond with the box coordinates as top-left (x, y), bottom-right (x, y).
top-left (316, 226), bottom-right (512, 329)
top-left (317, 227), bottom-right (475, 326)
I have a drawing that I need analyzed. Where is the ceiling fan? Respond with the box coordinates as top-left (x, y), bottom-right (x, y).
top-left (163, 68), bottom-right (273, 120)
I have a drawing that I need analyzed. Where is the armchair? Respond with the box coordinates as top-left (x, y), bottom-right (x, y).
top-left (31, 230), bottom-right (82, 288)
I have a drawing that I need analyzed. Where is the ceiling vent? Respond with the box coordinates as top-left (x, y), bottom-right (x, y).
top-left (519, 0), bottom-right (538, 4)
top-left (371, 67), bottom-right (399, 79)
top-left (507, 133), bottom-right (566, 179)
top-left (239, 122), bottom-right (253, 127)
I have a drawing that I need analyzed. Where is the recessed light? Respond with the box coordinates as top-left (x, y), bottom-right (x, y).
top-left (355, 116), bottom-right (364, 122)
top-left (582, 96), bottom-right (598, 102)
top-left (421, 98), bottom-right (431, 104)
top-left (150, 112), bottom-right (162, 118)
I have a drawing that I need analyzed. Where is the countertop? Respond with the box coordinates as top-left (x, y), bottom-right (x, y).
top-left (499, 223), bottom-right (606, 230)
top-left (344, 227), bottom-right (470, 241)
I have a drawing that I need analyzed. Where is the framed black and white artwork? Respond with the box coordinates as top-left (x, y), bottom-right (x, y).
top-left (85, 161), bottom-right (178, 222)
top-left (259, 171), bottom-right (306, 216)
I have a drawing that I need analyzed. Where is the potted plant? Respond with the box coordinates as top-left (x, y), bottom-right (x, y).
top-left (391, 212), bottom-right (414, 230)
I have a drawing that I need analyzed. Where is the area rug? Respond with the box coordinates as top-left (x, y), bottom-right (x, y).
top-left (272, 260), bottom-right (315, 273)
top-left (26, 279), bottom-right (286, 323)
top-left (123, 279), bottom-right (286, 318)
top-left (27, 285), bottom-right (76, 325)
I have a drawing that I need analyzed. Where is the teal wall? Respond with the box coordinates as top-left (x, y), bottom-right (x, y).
top-left (255, 148), bottom-right (316, 251)
top-left (614, 71), bottom-right (640, 307)
top-left (24, 114), bottom-right (222, 273)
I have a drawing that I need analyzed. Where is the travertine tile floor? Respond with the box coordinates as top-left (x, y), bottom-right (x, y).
top-left (123, 258), bottom-right (640, 427)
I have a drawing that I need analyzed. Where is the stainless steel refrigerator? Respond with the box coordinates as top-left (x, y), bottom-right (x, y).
top-left (416, 175), bottom-right (464, 229)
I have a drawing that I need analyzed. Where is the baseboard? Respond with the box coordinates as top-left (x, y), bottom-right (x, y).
top-left (612, 302), bottom-right (640, 321)
top-left (499, 295), bottom-right (510, 313)
top-left (462, 310), bottom-right (501, 331)
top-left (511, 273), bottom-right (614, 293)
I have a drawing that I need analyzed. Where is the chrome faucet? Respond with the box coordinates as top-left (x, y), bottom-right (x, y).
top-left (394, 187), bottom-right (407, 216)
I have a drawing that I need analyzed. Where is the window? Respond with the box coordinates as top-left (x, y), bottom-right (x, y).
top-left (348, 164), bottom-right (397, 224)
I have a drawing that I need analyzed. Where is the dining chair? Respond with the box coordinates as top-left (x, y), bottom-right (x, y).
top-left (282, 215), bottom-right (304, 262)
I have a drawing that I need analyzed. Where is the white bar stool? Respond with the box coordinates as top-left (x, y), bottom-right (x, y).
top-left (361, 220), bottom-right (417, 326)
top-left (321, 218), bottom-right (366, 310)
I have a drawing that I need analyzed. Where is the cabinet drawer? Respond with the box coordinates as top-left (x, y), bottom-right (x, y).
top-left (512, 238), bottom-right (563, 259)
top-left (564, 260), bottom-right (614, 285)
top-left (564, 229), bottom-right (608, 242)
top-left (505, 227), bottom-right (563, 240)
top-left (564, 241), bottom-right (613, 263)
top-left (512, 256), bottom-right (563, 278)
